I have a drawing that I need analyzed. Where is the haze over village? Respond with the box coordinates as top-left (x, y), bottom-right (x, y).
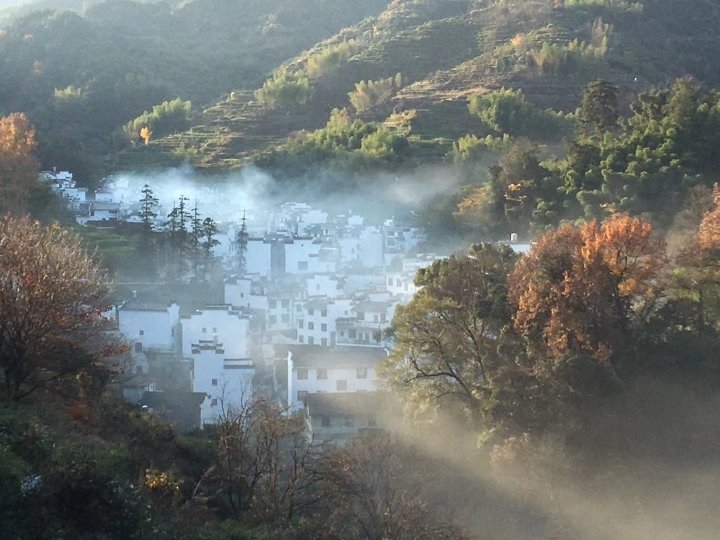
top-left (43, 166), bottom-right (528, 437)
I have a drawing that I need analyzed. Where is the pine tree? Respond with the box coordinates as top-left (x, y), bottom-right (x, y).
top-left (236, 211), bottom-right (249, 275)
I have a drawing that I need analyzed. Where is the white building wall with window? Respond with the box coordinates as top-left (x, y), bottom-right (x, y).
top-left (118, 303), bottom-right (181, 353)
top-left (287, 354), bottom-right (378, 409)
top-left (296, 299), bottom-right (352, 346)
top-left (181, 306), bottom-right (251, 359)
top-left (247, 239), bottom-right (272, 277)
top-left (193, 346), bottom-right (255, 425)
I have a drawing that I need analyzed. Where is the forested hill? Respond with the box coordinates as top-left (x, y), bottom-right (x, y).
top-left (132, 0), bottom-right (720, 170)
top-left (0, 0), bottom-right (387, 184)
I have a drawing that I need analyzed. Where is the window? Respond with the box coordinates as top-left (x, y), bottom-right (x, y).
top-left (281, 314), bottom-right (289, 323)
top-left (308, 322), bottom-right (314, 330)
top-left (321, 338), bottom-right (327, 346)
top-left (212, 327), bottom-right (217, 333)
top-left (308, 308), bottom-right (314, 316)
top-left (281, 299), bottom-right (289, 308)
top-left (381, 313), bottom-right (386, 322)
top-left (270, 299), bottom-right (277, 309)
top-left (308, 337), bottom-right (314, 345)
top-left (297, 368), bottom-right (308, 380)
top-left (317, 368), bottom-right (327, 380)
top-left (356, 311), bottom-right (364, 321)
top-left (134, 342), bottom-right (143, 353)
top-left (321, 309), bottom-right (327, 317)
top-left (298, 261), bottom-right (308, 271)
top-left (336, 380), bottom-right (348, 391)
top-left (298, 320), bottom-right (304, 329)
top-left (387, 277), bottom-right (393, 286)
top-left (212, 378), bottom-right (218, 386)
top-left (171, 328), bottom-right (175, 337)
top-left (139, 330), bottom-right (144, 336)
top-left (297, 390), bottom-right (308, 402)
top-left (357, 367), bottom-right (367, 379)
top-left (298, 335), bottom-right (304, 343)
top-left (321, 323), bottom-right (327, 332)
top-left (269, 315), bottom-right (277, 325)
top-left (202, 327), bottom-right (207, 333)
top-left (296, 304), bottom-right (302, 311)
top-left (211, 398), bottom-right (218, 406)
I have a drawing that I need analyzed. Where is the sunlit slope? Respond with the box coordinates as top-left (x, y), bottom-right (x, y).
top-left (134, 0), bottom-right (720, 169)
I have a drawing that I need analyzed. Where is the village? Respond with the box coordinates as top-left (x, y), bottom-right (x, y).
top-left (41, 169), bottom-right (528, 444)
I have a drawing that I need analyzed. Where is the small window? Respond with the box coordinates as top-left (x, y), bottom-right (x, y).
top-left (281, 299), bottom-right (289, 308)
top-left (308, 308), bottom-right (314, 316)
top-left (134, 342), bottom-right (143, 353)
top-left (321, 323), bottom-right (327, 332)
top-left (171, 328), bottom-right (175, 337)
top-left (270, 300), bottom-right (277, 309)
top-left (317, 368), bottom-right (327, 380)
top-left (139, 330), bottom-right (144, 336)
top-left (298, 335), bottom-right (304, 343)
top-left (212, 378), bottom-right (218, 386)
top-left (321, 309), bottom-right (327, 317)
top-left (357, 367), bottom-right (368, 379)
top-left (202, 327), bottom-right (207, 333)
top-left (211, 398), bottom-right (218, 406)
top-left (297, 368), bottom-right (308, 380)
top-left (298, 320), bottom-right (304, 329)
top-left (308, 322), bottom-right (314, 330)
top-left (296, 304), bottom-right (302, 312)
top-left (297, 390), bottom-right (308, 402)
top-left (308, 337), bottom-right (314, 345)
top-left (212, 327), bottom-right (217, 333)
top-left (336, 380), bottom-right (347, 391)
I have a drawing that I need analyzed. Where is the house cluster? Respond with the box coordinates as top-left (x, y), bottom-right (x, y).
top-left (47, 170), bottom-right (529, 442)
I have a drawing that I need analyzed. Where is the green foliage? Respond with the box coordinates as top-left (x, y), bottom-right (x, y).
top-left (260, 108), bottom-right (410, 172)
top-left (468, 88), bottom-right (563, 138)
top-left (306, 39), bottom-right (362, 78)
top-left (348, 73), bottom-right (403, 112)
top-left (125, 98), bottom-right (192, 142)
top-left (254, 69), bottom-right (312, 111)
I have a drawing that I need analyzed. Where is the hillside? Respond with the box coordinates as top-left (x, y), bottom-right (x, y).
top-left (131, 0), bottom-right (720, 170)
top-left (0, 0), bottom-right (387, 183)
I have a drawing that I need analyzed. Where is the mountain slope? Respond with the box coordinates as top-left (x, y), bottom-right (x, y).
top-left (134, 0), bottom-right (720, 170)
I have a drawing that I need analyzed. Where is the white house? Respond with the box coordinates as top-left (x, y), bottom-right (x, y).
top-left (385, 272), bottom-right (420, 298)
top-left (118, 302), bottom-right (181, 353)
top-left (191, 340), bottom-right (255, 425)
top-left (246, 238), bottom-right (273, 277)
top-left (304, 391), bottom-right (392, 444)
top-left (285, 345), bottom-right (387, 409)
top-left (336, 299), bottom-right (397, 348)
top-left (285, 237), bottom-right (336, 275)
top-left (181, 305), bottom-right (251, 359)
top-left (296, 297), bottom-right (353, 347)
top-left (306, 274), bottom-right (343, 298)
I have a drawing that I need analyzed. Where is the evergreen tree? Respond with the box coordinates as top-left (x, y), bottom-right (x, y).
top-left (236, 212), bottom-right (249, 275)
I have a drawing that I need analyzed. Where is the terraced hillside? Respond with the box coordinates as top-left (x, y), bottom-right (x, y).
top-left (127, 0), bottom-right (720, 170)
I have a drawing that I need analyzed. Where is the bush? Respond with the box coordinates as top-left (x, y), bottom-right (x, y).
top-left (254, 69), bottom-right (312, 111)
top-left (125, 98), bottom-right (192, 142)
top-left (468, 88), bottom-right (561, 137)
top-left (349, 73), bottom-right (403, 112)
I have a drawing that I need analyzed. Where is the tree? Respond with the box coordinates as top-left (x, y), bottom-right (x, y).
top-left (235, 212), bottom-right (249, 275)
top-left (0, 113), bottom-right (40, 215)
top-left (0, 216), bottom-right (110, 400)
top-left (201, 217), bottom-right (220, 280)
top-left (380, 243), bottom-right (523, 428)
top-left (317, 432), bottom-right (465, 540)
top-left (577, 80), bottom-right (618, 136)
top-left (508, 214), bottom-right (665, 373)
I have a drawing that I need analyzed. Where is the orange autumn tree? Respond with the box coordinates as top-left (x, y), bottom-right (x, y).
top-left (509, 213), bottom-right (665, 369)
top-left (0, 113), bottom-right (40, 215)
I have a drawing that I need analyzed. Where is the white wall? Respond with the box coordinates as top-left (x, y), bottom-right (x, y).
top-left (247, 239), bottom-right (272, 277)
top-left (181, 306), bottom-right (251, 359)
top-left (193, 348), bottom-right (255, 425)
top-left (288, 362), bottom-right (378, 408)
top-left (118, 303), bottom-right (180, 352)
